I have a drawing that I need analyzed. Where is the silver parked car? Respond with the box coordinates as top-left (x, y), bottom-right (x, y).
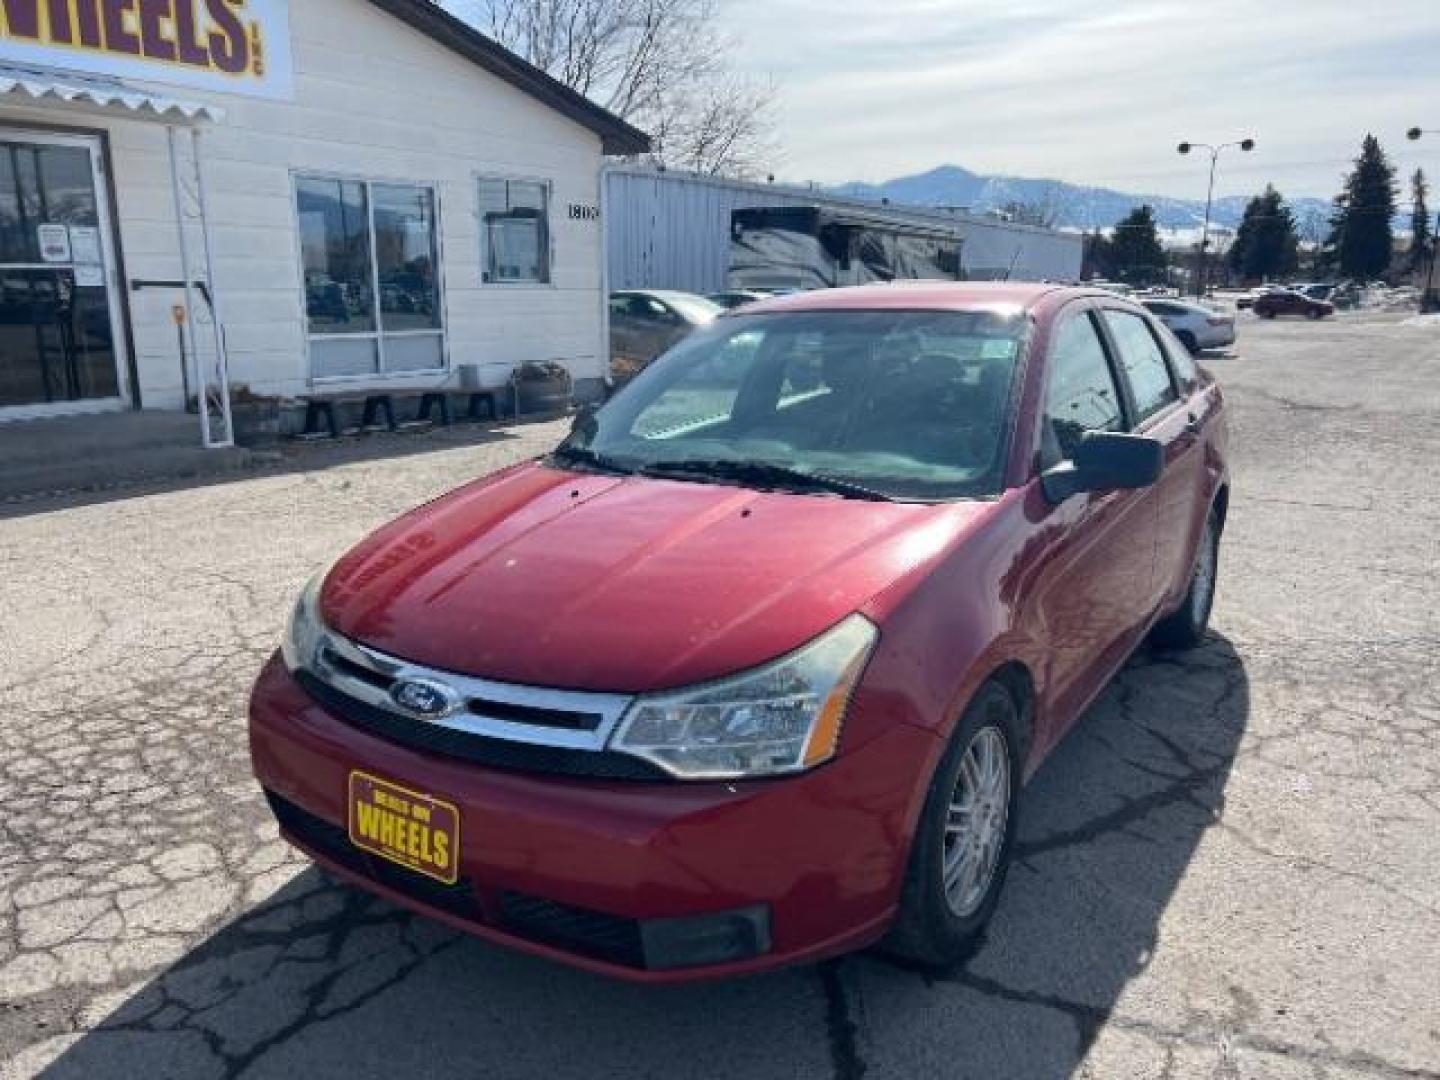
top-left (1142, 299), bottom-right (1236, 354)
top-left (608, 290), bottom-right (722, 387)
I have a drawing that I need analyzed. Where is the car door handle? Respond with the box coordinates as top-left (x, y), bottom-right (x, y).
top-left (1185, 412), bottom-right (1203, 435)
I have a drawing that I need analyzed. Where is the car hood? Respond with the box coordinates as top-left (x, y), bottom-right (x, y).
top-left (320, 462), bottom-right (981, 692)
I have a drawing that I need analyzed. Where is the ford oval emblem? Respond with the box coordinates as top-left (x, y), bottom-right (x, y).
top-left (389, 679), bottom-right (455, 717)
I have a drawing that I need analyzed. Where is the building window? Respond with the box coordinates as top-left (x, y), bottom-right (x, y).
top-left (296, 175), bottom-right (444, 379)
top-left (479, 177), bottom-right (550, 284)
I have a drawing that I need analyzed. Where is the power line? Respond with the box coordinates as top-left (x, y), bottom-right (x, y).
top-left (1080, 151), bottom-right (1440, 188)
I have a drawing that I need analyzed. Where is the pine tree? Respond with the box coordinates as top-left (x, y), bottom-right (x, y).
top-left (1329, 134), bottom-right (1397, 280)
top-left (1108, 205), bottom-right (1166, 285)
top-left (1409, 169), bottom-right (1432, 276)
top-left (1318, 193), bottom-right (1346, 276)
top-left (1227, 185), bottom-right (1301, 282)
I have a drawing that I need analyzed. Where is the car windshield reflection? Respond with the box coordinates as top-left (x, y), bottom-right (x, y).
top-left (568, 309), bottom-right (1029, 501)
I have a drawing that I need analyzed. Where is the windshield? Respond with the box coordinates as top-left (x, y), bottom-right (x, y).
top-left (562, 309), bottom-right (1028, 501)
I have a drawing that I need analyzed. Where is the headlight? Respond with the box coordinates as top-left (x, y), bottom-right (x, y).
top-left (610, 614), bottom-right (878, 779)
top-left (280, 567), bottom-right (330, 673)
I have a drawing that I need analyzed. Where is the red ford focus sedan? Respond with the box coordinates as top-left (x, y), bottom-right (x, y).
top-left (250, 283), bottom-right (1229, 981)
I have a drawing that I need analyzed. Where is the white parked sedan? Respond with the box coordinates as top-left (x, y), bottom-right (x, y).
top-left (1142, 299), bottom-right (1237, 354)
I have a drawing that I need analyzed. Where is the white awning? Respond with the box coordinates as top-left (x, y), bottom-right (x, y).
top-left (0, 62), bottom-right (223, 123)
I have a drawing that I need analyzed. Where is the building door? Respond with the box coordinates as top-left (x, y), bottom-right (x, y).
top-left (0, 130), bottom-right (127, 420)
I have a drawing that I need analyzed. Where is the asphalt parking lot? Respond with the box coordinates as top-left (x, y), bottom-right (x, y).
top-left (2, 312), bottom-right (1437, 1080)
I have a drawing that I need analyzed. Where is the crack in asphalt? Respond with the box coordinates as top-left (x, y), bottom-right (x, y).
top-left (819, 960), bottom-right (867, 1080)
top-left (3, 319), bottom-right (1439, 1078)
top-left (90, 882), bottom-right (463, 1078)
top-left (914, 966), bottom-right (1440, 1080)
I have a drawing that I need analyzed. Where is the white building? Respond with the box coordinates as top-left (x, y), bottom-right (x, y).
top-left (0, 0), bottom-right (646, 437)
top-left (605, 166), bottom-right (1084, 295)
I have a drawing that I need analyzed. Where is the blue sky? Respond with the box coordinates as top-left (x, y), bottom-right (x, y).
top-left (718, 0), bottom-right (1440, 202)
top-left (447, 0), bottom-right (1440, 203)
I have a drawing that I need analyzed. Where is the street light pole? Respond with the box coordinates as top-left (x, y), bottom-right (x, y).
top-left (1407, 127), bottom-right (1440, 312)
top-left (1178, 138), bottom-right (1256, 298)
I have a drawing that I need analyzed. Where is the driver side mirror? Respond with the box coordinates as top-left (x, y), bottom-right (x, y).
top-left (1041, 431), bottom-right (1163, 504)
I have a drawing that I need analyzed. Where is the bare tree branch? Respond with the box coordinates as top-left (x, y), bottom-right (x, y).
top-left (460, 0), bottom-right (777, 177)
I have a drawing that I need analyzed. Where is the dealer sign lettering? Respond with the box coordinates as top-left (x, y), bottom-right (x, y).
top-left (0, 0), bottom-right (295, 100)
top-left (347, 771), bottom-right (461, 885)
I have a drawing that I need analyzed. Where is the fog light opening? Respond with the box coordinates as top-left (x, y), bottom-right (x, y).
top-left (639, 906), bottom-right (772, 971)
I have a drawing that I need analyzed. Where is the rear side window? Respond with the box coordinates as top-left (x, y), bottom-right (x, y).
top-left (1151, 319), bottom-right (1199, 387)
top-left (1102, 309), bottom-right (1177, 423)
top-left (1043, 311), bottom-right (1124, 462)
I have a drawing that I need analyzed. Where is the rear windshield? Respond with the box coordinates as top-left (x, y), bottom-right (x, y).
top-left (569, 309), bottom-right (1029, 500)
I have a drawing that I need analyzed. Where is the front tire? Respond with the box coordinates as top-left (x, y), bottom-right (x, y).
top-left (883, 682), bottom-right (1023, 969)
top-left (1151, 506), bottom-right (1220, 649)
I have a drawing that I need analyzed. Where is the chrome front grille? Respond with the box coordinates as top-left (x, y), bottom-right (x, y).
top-left (308, 631), bottom-right (634, 753)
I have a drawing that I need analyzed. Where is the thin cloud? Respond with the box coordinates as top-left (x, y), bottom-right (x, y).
top-left (721, 0), bottom-right (1440, 199)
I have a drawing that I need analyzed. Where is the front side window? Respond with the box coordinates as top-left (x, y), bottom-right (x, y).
top-left (568, 309), bottom-right (1028, 501)
top-left (1042, 311), bottom-right (1124, 463)
top-left (480, 178), bottom-right (550, 284)
top-left (296, 175), bottom-right (444, 378)
top-left (1151, 319), bottom-right (1200, 387)
top-left (1101, 309), bottom-right (1177, 423)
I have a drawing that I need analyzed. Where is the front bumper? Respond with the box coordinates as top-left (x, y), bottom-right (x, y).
top-left (248, 654), bottom-right (935, 981)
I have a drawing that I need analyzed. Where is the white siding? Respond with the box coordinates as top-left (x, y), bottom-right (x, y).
top-left (0, 0), bottom-right (610, 408)
top-left (606, 168), bottom-right (1083, 294)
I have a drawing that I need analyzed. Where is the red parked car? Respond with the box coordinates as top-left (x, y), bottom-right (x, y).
top-left (251, 283), bottom-right (1229, 981)
top-left (1251, 289), bottom-right (1334, 319)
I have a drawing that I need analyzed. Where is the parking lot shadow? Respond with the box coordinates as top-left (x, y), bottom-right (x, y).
top-left (844, 633), bottom-right (1249, 1075)
top-left (38, 635), bottom-right (1246, 1080)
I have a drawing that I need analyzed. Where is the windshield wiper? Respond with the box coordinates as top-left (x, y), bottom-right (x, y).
top-left (550, 443), bottom-right (635, 475)
top-left (638, 459), bottom-right (893, 502)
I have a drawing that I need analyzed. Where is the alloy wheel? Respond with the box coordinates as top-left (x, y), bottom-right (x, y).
top-left (941, 725), bottom-right (1011, 918)
top-left (1191, 515), bottom-right (1218, 624)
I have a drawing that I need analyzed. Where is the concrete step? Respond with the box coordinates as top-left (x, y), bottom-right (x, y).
top-left (0, 410), bottom-right (204, 467)
top-left (3, 446), bottom-right (259, 504)
top-left (0, 410), bottom-right (262, 503)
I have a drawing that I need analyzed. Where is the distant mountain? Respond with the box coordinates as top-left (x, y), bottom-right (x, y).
top-left (831, 165), bottom-right (1333, 234)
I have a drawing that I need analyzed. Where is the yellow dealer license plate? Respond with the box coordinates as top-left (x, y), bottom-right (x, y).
top-left (347, 771), bottom-right (461, 885)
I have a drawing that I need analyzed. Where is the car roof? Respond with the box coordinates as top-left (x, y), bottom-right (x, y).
top-left (732, 281), bottom-right (1094, 317)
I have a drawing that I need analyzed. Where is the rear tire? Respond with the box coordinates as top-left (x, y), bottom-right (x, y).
top-left (1151, 506), bottom-right (1220, 650)
top-left (883, 682), bottom-right (1023, 969)
top-left (1306, 308), bottom-right (1323, 320)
